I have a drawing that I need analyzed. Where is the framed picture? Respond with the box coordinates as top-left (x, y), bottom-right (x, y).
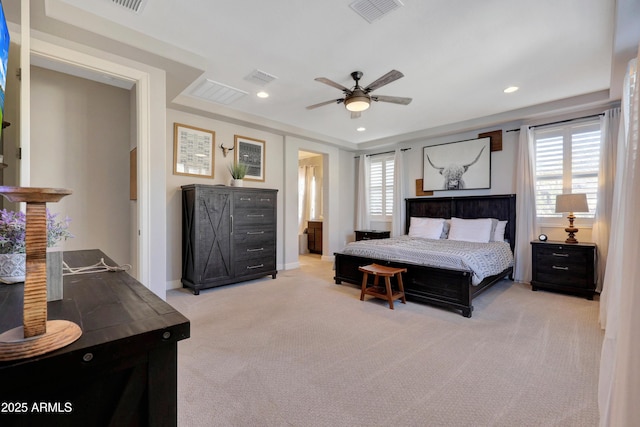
top-left (173, 123), bottom-right (215, 178)
top-left (234, 135), bottom-right (265, 182)
top-left (422, 137), bottom-right (491, 191)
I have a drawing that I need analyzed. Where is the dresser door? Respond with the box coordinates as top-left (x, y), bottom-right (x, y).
top-left (197, 188), bottom-right (233, 282)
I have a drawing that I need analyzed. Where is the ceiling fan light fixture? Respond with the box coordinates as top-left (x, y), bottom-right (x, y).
top-left (345, 98), bottom-right (370, 112)
top-left (345, 89), bottom-right (371, 112)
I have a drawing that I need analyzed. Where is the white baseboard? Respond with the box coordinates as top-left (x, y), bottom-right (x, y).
top-left (284, 262), bottom-right (301, 270)
top-left (167, 279), bottom-right (182, 290)
top-left (321, 254), bottom-right (335, 262)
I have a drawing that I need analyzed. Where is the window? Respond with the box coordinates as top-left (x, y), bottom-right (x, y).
top-left (534, 120), bottom-right (601, 224)
top-left (369, 154), bottom-right (394, 220)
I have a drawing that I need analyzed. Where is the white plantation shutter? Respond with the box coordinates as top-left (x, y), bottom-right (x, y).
top-left (571, 128), bottom-right (600, 215)
top-left (369, 159), bottom-right (383, 216)
top-left (369, 154), bottom-right (394, 219)
top-left (534, 121), bottom-right (601, 222)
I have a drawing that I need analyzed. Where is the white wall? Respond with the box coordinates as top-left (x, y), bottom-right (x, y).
top-left (364, 126), bottom-right (518, 231)
top-left (165, 108), bottom-right (286, 289)
top-left (404, 127), bottom-right (518, 198)
top-left (361, 116), bottom-right (600, 242)
top-left (30, 66), bottom-right (132, 267)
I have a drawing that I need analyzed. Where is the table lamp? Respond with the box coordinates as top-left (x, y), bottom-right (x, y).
top-left (555, 193), bottom-right (589, 244)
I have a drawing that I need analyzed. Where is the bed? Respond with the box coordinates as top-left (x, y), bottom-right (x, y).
top-left (334, 194), bottom-right (516, 317)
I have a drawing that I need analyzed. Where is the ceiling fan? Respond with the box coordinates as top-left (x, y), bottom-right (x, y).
top-left (306, 70), bottom-right (412, 119)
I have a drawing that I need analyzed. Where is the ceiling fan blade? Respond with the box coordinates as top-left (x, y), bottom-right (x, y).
top-left (306, 99), bottom-right (344, 110)
top-left (314, 77), bottom-right (350, 92)
top-left (364, 70), bottom-right (404, 93)
top-left (371, 95), bottom-right (412, 105)
top-left (350, 111), bottom-right (361, 119)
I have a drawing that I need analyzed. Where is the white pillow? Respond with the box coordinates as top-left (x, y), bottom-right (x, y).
top-left (447, 217), bottom-right (493, 243)
top-left (492, 220), bottom-right (508, 242)
top-left (409, 217), bottom-right (445, 239)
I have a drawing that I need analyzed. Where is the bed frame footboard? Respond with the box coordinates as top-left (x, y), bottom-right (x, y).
top-left (334, 252), bottom-right (512, 318)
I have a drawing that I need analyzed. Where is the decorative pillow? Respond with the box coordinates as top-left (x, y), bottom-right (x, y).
top-left (408, 217), bottom-right (445, 239)
top-left (491, 220), bottom-right (508, 242)
top-left (447, 217), bottom-right (493, 243)
top-left (440, 220), bottom-right (451, 239)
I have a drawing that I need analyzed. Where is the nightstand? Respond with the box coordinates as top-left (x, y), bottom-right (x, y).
top-left (355, 230), bottom-right (391, 241)
top-left (530, 240), bottom-right (596, 300)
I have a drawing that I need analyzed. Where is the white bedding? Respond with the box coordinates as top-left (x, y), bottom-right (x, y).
top-left (340, 236), bottom-right (514, 285)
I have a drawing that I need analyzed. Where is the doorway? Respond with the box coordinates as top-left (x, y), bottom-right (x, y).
top-left (298, 150), bottom-right (324, 260)
top-left (21, 38), bottom-right (164, 297)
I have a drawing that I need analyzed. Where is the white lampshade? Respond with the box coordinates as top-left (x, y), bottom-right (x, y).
top-left (555, 193), bottom-right (589, 213)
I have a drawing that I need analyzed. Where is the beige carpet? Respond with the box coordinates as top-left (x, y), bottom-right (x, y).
top-left (168, 255), bottom-right (603, 427)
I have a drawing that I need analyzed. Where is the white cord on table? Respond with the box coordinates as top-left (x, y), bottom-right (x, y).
top-left (63, 258), bottom-right (132, 276)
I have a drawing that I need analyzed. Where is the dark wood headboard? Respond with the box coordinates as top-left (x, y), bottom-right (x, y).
top-left (405, 194), bottom-right (517, 252)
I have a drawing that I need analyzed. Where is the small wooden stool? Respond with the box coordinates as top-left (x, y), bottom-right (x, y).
top-left (358, 263), bottom-right (407, 310)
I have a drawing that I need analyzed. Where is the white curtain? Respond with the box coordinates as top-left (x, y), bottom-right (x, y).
top-left (513, 126), bottom-right (539, 283)
top-left (356, 155), bottom-right (370, 230)
top-left (598, 53), bottom-right (639, 426)
top-left (298, 165), bottom-right (315, 235)
top-left (592, 108), bottom-right (621, 292)
top-left (391, 148), bottom-right (406, 237)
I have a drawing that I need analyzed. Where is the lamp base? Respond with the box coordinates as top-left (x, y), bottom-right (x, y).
top-left (564, 227), bottom-right (579, 244)
top-left (0, 320), bottom-right (82, 361)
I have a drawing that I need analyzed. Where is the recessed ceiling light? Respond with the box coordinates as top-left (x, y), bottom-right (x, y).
top-left (503, 86), bottom-right (519, 93)
top-left (357, 127), bottom-right (366, 132)
top-left (257, 91), bottom-right (269, 98)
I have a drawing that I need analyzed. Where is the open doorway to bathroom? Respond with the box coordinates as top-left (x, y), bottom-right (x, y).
top-left (298, 150), bottom-right (323, 263)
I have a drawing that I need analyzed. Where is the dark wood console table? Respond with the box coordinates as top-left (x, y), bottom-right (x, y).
top-left (0, 249), bottom-right (190, 427)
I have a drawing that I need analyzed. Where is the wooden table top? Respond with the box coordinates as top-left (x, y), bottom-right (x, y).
top-left (0, 249), bottom-right (190, 379)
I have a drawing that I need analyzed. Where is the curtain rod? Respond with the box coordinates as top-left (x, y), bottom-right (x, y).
top-left (354, 147), bottom-right (411, 158)
top-left (505, 113), bottom-right (604, 133)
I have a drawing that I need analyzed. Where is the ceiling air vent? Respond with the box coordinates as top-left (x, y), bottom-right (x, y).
top-left (189, 79), bottom-right (248, 105)
top-left (349, 0), bottom-right (404, 23)
top-left (244, 69), bottom-right (278, 86)
top-left (111, 0), bottom-right (148, 13)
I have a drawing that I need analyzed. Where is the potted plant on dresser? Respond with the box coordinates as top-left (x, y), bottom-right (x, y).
top-left (228, 162), bottom-right (248, 187)
top-left (0, 209), bottom-right (73, 297)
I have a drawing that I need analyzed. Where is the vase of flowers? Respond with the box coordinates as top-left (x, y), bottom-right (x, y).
top-left (0, 209), bottom-right (73, 287)
top-left (228, 163), bottom-right (248, 187)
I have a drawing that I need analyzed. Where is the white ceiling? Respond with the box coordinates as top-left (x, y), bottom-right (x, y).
top-left (7, 0), bottom-right (640, 149)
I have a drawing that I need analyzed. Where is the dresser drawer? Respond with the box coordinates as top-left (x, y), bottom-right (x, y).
top-left (235, 256), bottom-right (276, 277)
top-left (233, 209), bottom-right (275, 226)
top-left (234, 226), bottom-right (275, 243)
top-left (535, 244), bottom-right (587, 259)
top-left (233, 192), bottom-right (276, 209)
top-left (234, 232), bottom-right (275, 261)
top-left (535, 263), bottom-right (589, 287)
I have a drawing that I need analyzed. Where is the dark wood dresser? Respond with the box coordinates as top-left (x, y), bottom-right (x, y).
top-left (0, 249), bottom-right (190, 427)
top-left (355, 230), bottom-right (391, 241)
top-left (181, 184), bottom-right (278, 295)
top-left (530, 240), bottom-right (596, 300)
top-left (307, 220), bottom-right (323, 254)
